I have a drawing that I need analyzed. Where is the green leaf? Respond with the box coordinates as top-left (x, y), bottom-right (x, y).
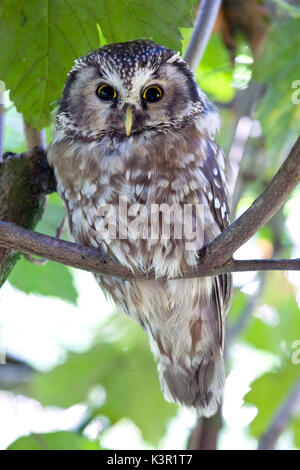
top-left (7, 431), bottom-right (101, 450)
top-left (98, 0), bottom-right (193, 52)
top-left (227, 288), bottom-right (248, 325)
top-left (0, 0), bottom-right (101, 130)
top-left (28, 315), bottom-right (177, 445)
top-left (291, 419), bottom-right (300, 449)
top-left (244, 360), bottom-right (300, 440)
top-left (243, 272), bottom-right (300, 444)
top-left (271, 0), bottom-right (300, 18)
top-left (254, 19), bottom-right (300, 157)
top-left (242, 272), bottom-right (300, 356)
top-left (0, 0), bottom-right (193, 130)
top-left (8, 257), bottom-right (77, 304)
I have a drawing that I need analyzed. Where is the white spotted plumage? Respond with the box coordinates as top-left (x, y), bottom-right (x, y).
top-left (48, 40), bottom-right (232, 417)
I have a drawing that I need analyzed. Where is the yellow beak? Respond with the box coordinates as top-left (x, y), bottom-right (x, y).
top-left (125, 106), bottom-right (133, 137)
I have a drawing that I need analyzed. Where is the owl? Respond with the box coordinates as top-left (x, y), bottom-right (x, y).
top-left (47, 40), bottom-right (232, 417)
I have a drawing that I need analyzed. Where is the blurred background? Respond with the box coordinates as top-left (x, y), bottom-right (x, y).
top-left (0, 0), bottom-right (300, 450)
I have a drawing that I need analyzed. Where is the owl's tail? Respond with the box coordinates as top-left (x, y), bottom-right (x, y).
top-left (157, 348), bottom-right (225, 417)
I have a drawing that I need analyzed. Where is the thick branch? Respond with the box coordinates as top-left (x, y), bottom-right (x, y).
top-left (0, 136), bottom-right (300, 281)
top-left (0, 148), bottom-right (56, 286)
top-left (188, 409), bottom-right (222, 450)
top-left (0, 222), bottom-right (299, 280)
top-left (258, 378), bottom-right (300, 450)
top-left (184, 0), bottom-right (222, 70)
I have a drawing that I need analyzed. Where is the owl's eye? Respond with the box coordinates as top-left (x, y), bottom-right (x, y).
top-left (143, 85), bottom-right (163, 103)
top-left (96, 84), bottom-right (117, 101)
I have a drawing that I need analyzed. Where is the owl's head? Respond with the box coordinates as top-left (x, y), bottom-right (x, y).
top-left (56, 40), bottom-right (219, 142)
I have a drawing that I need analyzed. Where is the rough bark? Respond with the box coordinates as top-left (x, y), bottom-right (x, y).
top-left (0, 147), bottom-right (55, 286)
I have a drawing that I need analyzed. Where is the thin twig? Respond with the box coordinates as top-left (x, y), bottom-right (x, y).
top-left (56, 214), bottom-right (66, 239)
top-left (184, 0), bottom-right (222, 70)
top-left (258, 377), bottom-right (300, 450)
top-left (23, 121), bottom-right (46, 150)
top-left (23, 214), bottom-right (66, 266)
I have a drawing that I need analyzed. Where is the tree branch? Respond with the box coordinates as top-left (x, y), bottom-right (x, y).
top-left (184, 0), bottom-right (222, 70)
top-left (202, 136), bottom-right (300, 270)
top-left (0, 136), bottom-right (299, 281)
top-left (187, 408), bottom-right (222, 450)
top-left (258, 377), bottom-right (300, 450)
top-left (0, 220), bottom-right (300, 279)
top-left (0, 148), bottom-right (56, 286)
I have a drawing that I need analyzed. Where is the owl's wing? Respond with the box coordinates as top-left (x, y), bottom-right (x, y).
top-left (201, 139), bottom-right (232, 350)
top-left (202, 139), bottom-right (230, 232)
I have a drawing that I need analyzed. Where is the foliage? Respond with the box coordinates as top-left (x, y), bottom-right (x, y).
top-left (8, 431), bottom-right (102, 450)
top-left (254, 19), bottom-right (300, 160)
top-left (242, 272), bottom-right (300, 447)
top-left (16, 315), bottom-right (177, 447)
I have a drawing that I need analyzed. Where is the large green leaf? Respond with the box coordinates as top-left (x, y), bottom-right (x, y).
top-left (254, 19), bottom-right (300, 158)
top-left (8, 256), bottom-right (78, 304)
top-left (98, 0), bottom-right (193, 51)
top-left (0, 0), bottom-right (100, 129)
top-left (27, 315), bottom-right (177, 446)
top-left (244, 361), bottom-right (300, 443)
top-left (0, 0), bottom-right (193, 130)
top-left (8, 431), bottom-right (101, 450)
